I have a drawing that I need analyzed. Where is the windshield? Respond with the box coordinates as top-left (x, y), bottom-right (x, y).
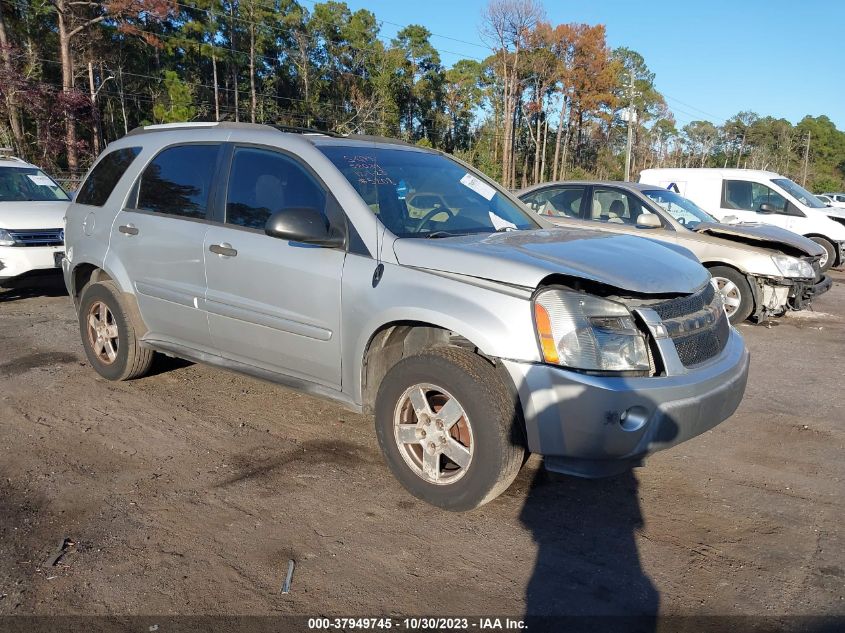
top-left (642, 189), bottom-right (716, 229)
top-left (772, 178), bottom-right (825, 208)
top-left (0, 167), bottom-right (69, 202)
top-left (318, 145), bottom-right (538, 238)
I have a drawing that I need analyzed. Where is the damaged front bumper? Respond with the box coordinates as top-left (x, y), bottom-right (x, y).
top-left (501, 329), bottom-right (749, 478)
top-left (789, 275), bottom-right (832, 310)
top-left (748, 273), bottom-right (831, 320)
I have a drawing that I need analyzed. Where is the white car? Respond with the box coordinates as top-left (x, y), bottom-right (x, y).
top-left (819, 192), bottom-right (845, 209)
top-left (639, 168), bottom-right (845, 271)
top-left (0, 152), bottom-right (70, 285)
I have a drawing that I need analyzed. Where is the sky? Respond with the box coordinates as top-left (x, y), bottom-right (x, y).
top-left (335, 0), bottom-right (845, 130)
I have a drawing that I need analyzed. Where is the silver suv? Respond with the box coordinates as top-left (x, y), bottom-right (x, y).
top-left (63, 122), bottom-right (749, 511)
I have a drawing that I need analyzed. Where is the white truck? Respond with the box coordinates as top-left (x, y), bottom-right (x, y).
top-left (639, 168), bottom-right (845, 271)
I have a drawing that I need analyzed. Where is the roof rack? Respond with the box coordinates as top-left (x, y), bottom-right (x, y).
top-left (270, 124), bottom-right (342, 137)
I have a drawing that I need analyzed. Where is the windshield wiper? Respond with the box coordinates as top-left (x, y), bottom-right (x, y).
top-left (425, 231), bottom-right (458, 239)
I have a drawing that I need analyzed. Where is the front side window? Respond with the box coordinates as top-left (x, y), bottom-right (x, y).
top-left (76, 147), bottom-right (140, 206)
top-left (590, 188), bottom-right (643, 225)
top-left (521, 186), bottom-right (586, 218)
top-left (136, 144), bottom-right (220, 219)
top-left (318, 145), bottom-right (538, 238)
top-left (225, 147), bottom-right (326, 230)
top-left (643, 189), bottom-right (715, 229)
top-left (723, 179), bottom-right (788, 213)
top-left (0, 167), bottom-right (70, 203)
top-left (772, 178), bottom-right (826, 208)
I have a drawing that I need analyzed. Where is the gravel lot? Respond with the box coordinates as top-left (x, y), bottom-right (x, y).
top-left (0, 271), bottom-right (843, 622)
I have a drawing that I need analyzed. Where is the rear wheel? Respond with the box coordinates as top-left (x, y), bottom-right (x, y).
top-left (809, 236), bottom-right (836, 272)
top-left (708, 265), bottom-right (754, 324)
top-left (78, 280), bottom-right (154, 381)
top-left (374, 347), bottom-right (525, 511)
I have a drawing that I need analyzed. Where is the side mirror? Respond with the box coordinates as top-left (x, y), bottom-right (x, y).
top-left (265, 207), bottom-right (343, 247)
top-left (758, 203), bottom-right (777, 214)
top-left (635, 213), bottom-right (662, 229)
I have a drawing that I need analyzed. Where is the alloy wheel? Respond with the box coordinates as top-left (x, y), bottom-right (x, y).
top-left (393, 383), bottom-right (474, 485)
top-left (86, 301), bottom-right (119, 364)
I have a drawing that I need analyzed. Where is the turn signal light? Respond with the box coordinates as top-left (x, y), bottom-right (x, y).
top-left (533, 302), bottom-right (560, 364)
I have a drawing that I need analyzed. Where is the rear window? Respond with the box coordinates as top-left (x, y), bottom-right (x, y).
top-left (76, 147), bottom-right (141, 206)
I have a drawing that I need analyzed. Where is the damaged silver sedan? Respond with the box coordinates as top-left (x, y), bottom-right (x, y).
top-left (519, 181), bottom-right (831, 324)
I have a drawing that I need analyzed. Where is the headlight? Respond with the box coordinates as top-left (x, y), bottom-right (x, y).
top-left (0, 228), bottom-right (16, 247)
top-left (771, 254), bottom-right (814, 279)
top-left (533, 289), bottom-right (650, 372)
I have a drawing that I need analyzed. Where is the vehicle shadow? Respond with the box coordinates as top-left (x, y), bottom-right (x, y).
top-left (0, 272), bottom-right (67, 303)
top-left (515, 378), bottom-right (677, 632)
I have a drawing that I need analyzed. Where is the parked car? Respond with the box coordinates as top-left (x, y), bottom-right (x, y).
top-left (518, 181), bottom-right (830, 324)
top-left (0, 151), bottom-right (70, 285)
top-left (63, 122), bottom-right (749, 510)
top-left (819, 192), bottom-right (845, 209)
top-left (639, 168), bottom-right (845, 271)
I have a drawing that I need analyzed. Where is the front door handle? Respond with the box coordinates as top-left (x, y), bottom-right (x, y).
top-left (209, 243), bottom-right (237, 257)
top-left (118, 224), bottom-right (139, 236)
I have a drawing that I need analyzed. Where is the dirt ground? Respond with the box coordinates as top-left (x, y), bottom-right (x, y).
top-left (0, 270), bottom-right (843, 624)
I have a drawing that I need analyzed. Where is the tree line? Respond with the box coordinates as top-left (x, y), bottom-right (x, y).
top-left (1, 0), bottom-right (843, 192)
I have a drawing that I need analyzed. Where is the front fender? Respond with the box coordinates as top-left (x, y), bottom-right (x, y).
top-left (341, 255), bottom-right (540, 405)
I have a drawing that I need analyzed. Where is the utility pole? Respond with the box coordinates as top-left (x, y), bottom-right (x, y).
top-left (802, 131), bottom-right (811, 187)
top-left (624, 71), bottom-right (636, 182)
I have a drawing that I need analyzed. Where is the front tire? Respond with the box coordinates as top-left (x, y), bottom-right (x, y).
top-left (809, 236), bottom-right (836, 272)
top-left (78, 280), bottom-right (154, 381)
top-left (709, 265), bottom-right (754, 324)
top-left (374, 347), bottom-right (525, 511)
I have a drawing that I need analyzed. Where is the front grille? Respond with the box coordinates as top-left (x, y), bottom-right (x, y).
top-left (672, 312), bottom-right (730, 366)
top-left (648, 283), bottom-right (729, 367)
top-left (651, 283), bottom-right (715, 320)
top-left (7, 228), bottom-right (63, 246)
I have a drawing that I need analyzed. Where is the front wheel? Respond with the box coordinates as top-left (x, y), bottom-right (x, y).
top-left (809, 236), bottom-right (836, 272)
top-left (374, 347), bottom-right (525, 511)
top-left (709, 265), bottom-right (754, 324)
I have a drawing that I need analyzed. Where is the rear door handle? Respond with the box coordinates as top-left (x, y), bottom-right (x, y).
top-left (118, 224), bottom-right (139, 236)
top-left (209, 243), bottom-right (237, 257)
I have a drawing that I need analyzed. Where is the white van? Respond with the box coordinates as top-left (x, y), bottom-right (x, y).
top-left (639, 168), bottom-right (845, 270)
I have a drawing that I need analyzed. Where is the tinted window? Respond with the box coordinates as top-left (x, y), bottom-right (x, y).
top-left (590, 188), bottom-right (643, 225)
top-left (76, 147), bottom-right (140, 206)
top-left (521, 186), bottom-right (585, 218)
top-left (723, 180), bottom-right (787, 213)
top-left (136, 144), bottom-right (219, 218)
top-left (225, 147), bottom-right (326, 230)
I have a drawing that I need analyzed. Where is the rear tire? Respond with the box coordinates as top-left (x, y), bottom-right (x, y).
top-left (374, 347), bottom-right (525, 511)
top-left (708, 265), bottom-right (754, 324)
top-left (78, 280), bottom-right (154, 381)
top-left (809, 236), bottom-right (836, 272)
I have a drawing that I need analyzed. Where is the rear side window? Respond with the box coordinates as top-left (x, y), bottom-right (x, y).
top-left (225, 147), bottom-right (326, 230)
top-left (136, 144), bottom-right (220, 219)
top-left (521, 186), bottom-right (585, 218)
top-left (76, 147), bottom-right (141, 206)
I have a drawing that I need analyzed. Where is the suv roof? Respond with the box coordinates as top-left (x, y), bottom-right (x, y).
top-left (124, 121), bottom-right (414, 148)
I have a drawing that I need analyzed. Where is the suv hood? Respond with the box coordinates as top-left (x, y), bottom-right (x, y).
top-left (392, 228), bottom-right (710, 295)
top-left (693, 222), bottom-right (825, 258)
top-left (0, 201), bottom-right (69, 229)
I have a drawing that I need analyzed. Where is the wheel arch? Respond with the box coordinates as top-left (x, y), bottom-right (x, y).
top-left (358, 320), bottom-right (521, 416)
top-left (70, 260), bottom-right (148, 337)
